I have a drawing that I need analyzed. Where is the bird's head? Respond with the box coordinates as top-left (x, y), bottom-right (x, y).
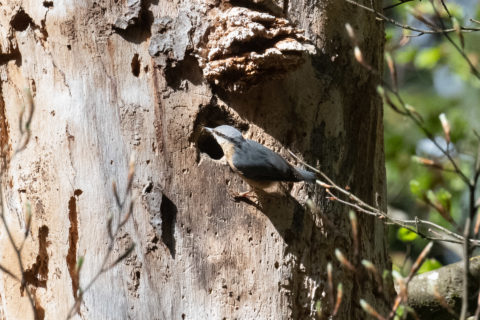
top-left (204, 125), bottom-right (245, 148)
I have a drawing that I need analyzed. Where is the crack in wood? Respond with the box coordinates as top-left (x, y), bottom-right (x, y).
top-left (0, 87), bottom-right (11, 170)
top-left (66, 189), bottom-right (83, 302)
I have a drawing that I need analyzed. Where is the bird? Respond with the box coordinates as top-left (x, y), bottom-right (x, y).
top-left (204, 125), bottom-right (316, 196)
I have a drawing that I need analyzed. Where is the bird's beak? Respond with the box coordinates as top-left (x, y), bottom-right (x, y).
top-left (204, 127), bottom-right (214, 134)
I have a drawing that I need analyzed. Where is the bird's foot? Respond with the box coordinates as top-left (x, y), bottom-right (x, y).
top-left (228, 189), bottom-right (257, 202)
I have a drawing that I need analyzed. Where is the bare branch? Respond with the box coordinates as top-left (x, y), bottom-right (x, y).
top-left (383, 0), bottom-right (415, 11)
top-left (430, 0), bottom-right (480, 80)
top-left (408, 257), bottom-right (480, 318)
top-left (66, 155), bottom-right (136, 319)
top-left (346, 0), bottom-right (480, 35)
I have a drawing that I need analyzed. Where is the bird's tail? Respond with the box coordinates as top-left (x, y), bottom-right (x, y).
top-left (295, 168), bottom-right (317, 183)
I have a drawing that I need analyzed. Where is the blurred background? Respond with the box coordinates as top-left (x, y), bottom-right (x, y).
top-left (382, 0), bottom-right (480, 275)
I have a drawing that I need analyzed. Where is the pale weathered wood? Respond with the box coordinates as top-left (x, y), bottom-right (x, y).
top-left (0, 0), bottom-right (392, 319)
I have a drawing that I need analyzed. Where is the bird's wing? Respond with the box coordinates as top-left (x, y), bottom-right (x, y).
top-left (232, 140), bottom-right (300, 181)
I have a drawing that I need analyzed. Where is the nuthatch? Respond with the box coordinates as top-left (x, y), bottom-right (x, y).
top-left (204, 125), bottom-right (316, 193)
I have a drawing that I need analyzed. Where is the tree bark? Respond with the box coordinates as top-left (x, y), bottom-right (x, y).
top-left (407, 256), bottom-right (480, 319)
top-left (0, 0), bottom-right (392, 319)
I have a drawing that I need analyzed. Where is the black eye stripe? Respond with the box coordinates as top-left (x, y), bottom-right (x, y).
top-left (214, 130), bottom-right (229, 140)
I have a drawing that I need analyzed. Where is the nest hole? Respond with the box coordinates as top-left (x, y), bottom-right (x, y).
top-left (190, 102), bottom-right (248, 161)
top-left (197, 132), bottom-right (224, 160)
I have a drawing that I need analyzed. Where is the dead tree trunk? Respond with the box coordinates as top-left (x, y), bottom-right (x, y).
top-left (0, 0), bottom-right (392, 319)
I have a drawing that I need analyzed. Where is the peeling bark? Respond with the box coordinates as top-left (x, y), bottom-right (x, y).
top-left (114, 0), bottom-right (144, 30)
top-left (148, 5), bottom-right (314, 91)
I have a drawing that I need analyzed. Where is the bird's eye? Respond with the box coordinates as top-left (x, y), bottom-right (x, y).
top-left (215, 131), bottom-right (227, 139)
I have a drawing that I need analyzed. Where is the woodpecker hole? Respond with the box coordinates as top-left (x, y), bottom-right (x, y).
top-left (164, 55), bottom-right (203, 89)
top-left (131, 53), bottom-right (141, 77)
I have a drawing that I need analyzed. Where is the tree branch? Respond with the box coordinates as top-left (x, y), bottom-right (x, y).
top-left (407, 256), bottom-right (480, 319)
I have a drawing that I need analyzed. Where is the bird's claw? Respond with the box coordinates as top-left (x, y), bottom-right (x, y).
top-left (228, 189), bottom-right (257, 202)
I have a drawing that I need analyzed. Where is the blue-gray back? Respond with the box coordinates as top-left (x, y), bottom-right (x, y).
top-left (232, 139), bottom-right (305, 182)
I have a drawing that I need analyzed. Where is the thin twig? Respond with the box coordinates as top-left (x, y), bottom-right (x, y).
top-left (383, 0), bottom-right (415, 11)
top-left (66, 159), bottom-right (136, 319)
top-left (346, 0), bottom-right (480, 35)
top-left (430, 0), bottom-right (480, 81)
top-left (290, 151), bottom-right (480, 247)
top-left (0, 185), bottom-right (36, 317)
top-left (0, 88), bottom-right (37, 318)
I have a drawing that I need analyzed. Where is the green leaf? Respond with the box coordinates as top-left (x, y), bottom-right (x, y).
top-left (418, 258), bottom-right (442, 274)
top-left (415, 47), bottom-right (442, 69)
top-left (426, 189), bottom-right (437, 204)
top-left (385, 28), bottom-right (395, 43)
top-left (427, 190), bottom-right (438, 204)
top-left (397, 227), bottom-right (418, 242)
top-left (396, 47), bottom-right (417, 65)
top-left (395, 304), bottom-right (405, 319)
top-left (409, 180), bottom-right (423, 198)
top-left (436, 188), bottom-right (452, 212)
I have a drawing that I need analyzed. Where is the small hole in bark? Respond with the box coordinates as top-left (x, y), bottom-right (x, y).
top-left (67, 45), bottom-right (71, 50)
top-left (11, 9), bottom-right (34, 31)
top-left (131, 53), bottom-right (141, 77)
top-left (160, 194), bottom-right (177, 258)
top-left (164, 55), bottom-right (203, 89)
top-left (143, 181), bottom-right (153, 194)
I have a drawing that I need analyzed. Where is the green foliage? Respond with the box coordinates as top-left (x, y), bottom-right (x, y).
top-left (397, 227), bottom-right (418, 242)
top-left (409, 179), bottom-right (424, 198)
top-left (418, 258), bottom-right (443, 274)
top-left (384, 0), bottom-right (480, 274)
top-left (393, 304), bottom-right (405, 320)
top-left (415, 47), bottom-right (442, 69)
top-left (396, 47), bottom-right (417, 64)
top-left (435, 188), bottom-right (452, 212)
